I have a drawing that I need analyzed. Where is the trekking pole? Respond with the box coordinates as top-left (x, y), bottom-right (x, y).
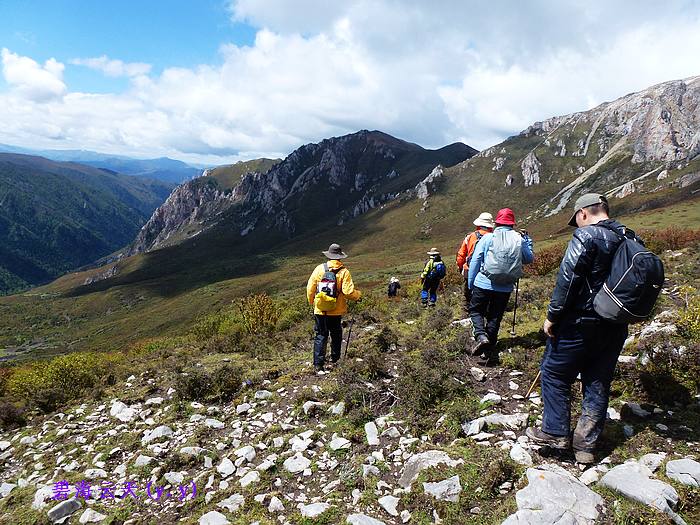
top-left (510, 279), bottom-right (520, 336)
top-left (344, 316), bottom-right (355, 358)
top-left (525, 370), bottom-right (541, 398)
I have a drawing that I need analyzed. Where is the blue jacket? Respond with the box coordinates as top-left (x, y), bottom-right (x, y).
top-left (468, 226), bottom-right (534, 292)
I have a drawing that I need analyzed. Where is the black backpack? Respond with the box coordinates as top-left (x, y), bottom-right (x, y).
top-left (593, 223), bottom-right (665, 324)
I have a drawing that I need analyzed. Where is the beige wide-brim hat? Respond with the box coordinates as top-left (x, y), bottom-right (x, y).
top-left (322, 243), bottom-right (348, 259)
top-left (426, 247), bottom-right (440, 256)
top-left (473, 212), bottom-right (495, 229)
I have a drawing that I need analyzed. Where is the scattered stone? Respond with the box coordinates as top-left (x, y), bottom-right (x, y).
top-left (666, 458), bottom-right (700, 488)
top-left (510, 444), bottom-right (533, 466)
top-left (481, 392), bottom-right (502, 404)
top-left (502, 464), bottom-right (604, 524)
top-left (347, 514), bottom-right (387, 525)
top-left (180, 447), bottom-right (205, 457)
top-left (365, 422), bottom-right (380, 446)
top-left (199, 511), bottom-right (230, 525)
top-left (331, 401), bottom-right (346, 415)
top-left (640, 453), bottom-right (667, 473)
top-left (600, 462), bottom-right (685, 525)
top-left (205, 418), bottom-right (225, 429)
top-left (217, 458), bottom-right (235, 478)
top-left (509, 381), bottom-right (519, 390)
top-left (268, 495), bottom-right (285, 513)
top-left (0, 441), bottom-right (11, 451)
top-left (607, 407), bottom-right (621, 420)
top-left (79, 508), bottom-right (107, 523)
top-left (470, 367), bottom-right (485, 381)
top-left (283, 453), bottom-right (311, 474)
top-left (624, 401), bottom-right (651, 418)
top-left (423, 475), bottom-right (462, 502)
top-left (236, 403), bottom-right (251, 414)
top-left (298, 502), bottom-right (330, 518)
top-left (330, 437), bottom-right (351, 451)
top-left (375, 494), bottom-right (399, 516)
top-left (145, 397), bottom-right (164, 405)
top-left (254, 390), bottom-right (273, 400)
top-left (623, 425), bottom-right (635, 438)
top-left (20, 436), bottom-right (37, 445)
top-left (302, 401), bottom-right (325, 415)
top-left (134, 455), bottom-right (154, 467)
top-left (164, 472), bottom-right (184, 484)
top-left (217, 494), bottom-right (245, 513)
top-left (0, 483), bottom-right (16, 498)
top-left (239, 471), bottom-right (260, 488)
top-left (141, 425), bottom-right (173, 444)
top-left (47, 498), bottom-right (82, 522)
top-left (579, 468), bottom-right (601, 486)
top-left (109, 401), bottom-right (136, 423)
top-left (235, 445), bottom-right (256, 462)
top-left (399, 451), bottom-right (463, 489)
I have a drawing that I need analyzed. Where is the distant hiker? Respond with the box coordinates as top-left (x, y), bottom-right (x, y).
top-left (387, 277), bottom-right (401, 298)
top-left (306, 243), bottom-right (362, 374)
top-left (467, 208), bottom-right (533, 365)
top-left (420, 248), bottom-right (446, 307)
top-left (526, 194), bottom-right (663, 464)
top-left (456, 212), bottom-right (495, 314)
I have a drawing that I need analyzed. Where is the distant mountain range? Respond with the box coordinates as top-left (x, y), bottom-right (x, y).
top-left (0, 153), bottom-right (174, 293)
top-left (0, 144), bottom-right (201, 184)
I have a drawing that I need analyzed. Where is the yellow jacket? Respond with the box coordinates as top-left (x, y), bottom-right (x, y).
top-left (306, 260), bottom-right (361, 316)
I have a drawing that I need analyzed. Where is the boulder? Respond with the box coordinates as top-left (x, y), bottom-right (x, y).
top-left (666, 458), bottom-right (700, 488)
top-left (268, 495), bottom-right (285, 512)
top-left (217, 458), bottom-right (235, 478)
top-left (109, 401), bottom-right (136, 423)
top-left (330, 437), bottom-right (352, 451)
top-left (217, 494), bottom-right (245, 513)
top-left (378, 495), bottom-right (400, 516)
top-left (502, 464), bottom-right (604, 524)
top-left (639, 452), bottom-right (667, 473)
top-left (141, 425), bottom-right (173, 444)
top-left (47, 498), bottom-right (82, 523)
top-left (198, 511), bottom-right (230, 525)
top-left (423, 475), bottom-right (462, 502)
top-left (510, 444), bottom-right (533, 466)
top-left (398, 450), bottom-right (463, 489)
top-left (283, 453), bottom-right (311, 474)
top-left (239, 470), bottom-right (260, 488)
top-left (600, 462), bottom-right (685, 525)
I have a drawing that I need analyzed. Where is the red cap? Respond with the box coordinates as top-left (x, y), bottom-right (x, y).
top-left (495, 208), bottom-right (516, 226)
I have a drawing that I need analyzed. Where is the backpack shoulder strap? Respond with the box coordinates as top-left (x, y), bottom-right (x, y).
top-left (323, 262), bottom-right (329, 272)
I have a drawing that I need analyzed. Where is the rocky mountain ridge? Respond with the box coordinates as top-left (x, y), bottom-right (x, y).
top-left (123, 131), bottom-right (476, 257)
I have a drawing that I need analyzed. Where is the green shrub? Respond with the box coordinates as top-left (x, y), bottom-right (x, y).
top-left (175, 364), bottom-right (244, 402)
top-left (236, 293), bottom-right (280, 335)
top-left (30, 387), bottom-right (68, 414)
top-left (277, 296), bottom-right (311, 331)
top-left (677, 295), bottom-right (700, 341)
top-left (210, 364), bottom-right (244, 402)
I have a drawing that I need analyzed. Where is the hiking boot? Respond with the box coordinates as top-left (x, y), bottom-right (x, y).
top-left (470, 335), bottom-right (490, 356)
top-left (574, 449), bottom-right (595, 464)
top-left (479, 352), bottom-right (500, 367)
top-left (314, 365), bottom-right (326, 375)
top-left (421, 302), bottom-right (428, 308)
top-left (525, 427), bottom-right (570, 449)
top-left (428, 302), bottom-right (436, 308)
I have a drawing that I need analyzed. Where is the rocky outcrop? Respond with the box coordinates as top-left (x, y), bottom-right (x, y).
top-left (415, 165), bottom-right (444, 200)
top-left (521, 151), bottom-right (541, 186)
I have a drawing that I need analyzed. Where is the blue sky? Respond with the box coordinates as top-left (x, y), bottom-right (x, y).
top-left (1, 1), bottom-right (699, 165)
top-left (0, 0), bottom-right (256, 93)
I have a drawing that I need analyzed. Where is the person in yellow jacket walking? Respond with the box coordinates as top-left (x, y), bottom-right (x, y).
top-left (306, 243), bottom-right (362, 374)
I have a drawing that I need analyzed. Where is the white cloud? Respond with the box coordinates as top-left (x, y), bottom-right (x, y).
top-left (70, 55), bottom-right (152, 77)
top-left (1, 48), bottom-right (66, 102)
top-left (1, 2), bottom-right (700, 164)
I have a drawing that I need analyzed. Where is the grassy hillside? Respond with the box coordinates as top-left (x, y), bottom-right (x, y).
top-left (207, 159), bottom-right (281, 189)
top-left (0, 154), bottom-right (174, 294)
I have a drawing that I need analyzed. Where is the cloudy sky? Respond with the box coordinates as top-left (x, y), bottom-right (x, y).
top-left (1, 0), bottom-right (699, 165)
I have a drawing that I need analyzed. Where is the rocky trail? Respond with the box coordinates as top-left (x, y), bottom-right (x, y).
top-left (1, 303), bottom-right (699, 525)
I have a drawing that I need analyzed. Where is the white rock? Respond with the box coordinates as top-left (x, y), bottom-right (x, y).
top-left (378, 495), bottom-right (400, 516)
top-left (579, 468), bottom-right (601, 486)
top-left (509, 381), bottom-right (519, 391)
top-left (347, 514), bottom-right (387, 525)
top-left (217, 458), bottom-right (235, 478)
top-left (268, 495), bottom-right (285, 512)
top-left (0, 441), bottom-right (11, 451)
top-left (330, 437), bottom-right (352, 451)
top-left (180, 447), bottom-right (205, 456)
top-left (365, 422), bottom-right (380, 446)
top-left (84, 468), bottom-right (108, 479)
top-left (510, 444), bottom-right (533, 466)
top-left (32, 486), bottom-right (54, 509)
top-left (141, 425), bottom-right (173, 443)
top-left (145, 397), bottom-right (164, 405)
top-left (205, 418), bottom-right (225, 429)
top-left (79, 508), bottom-right (107, 523)
top-left (398, 450), bottom-right (463, 488)
top-left (331, 401), bottom-right (346, 415)
top-left (0, 483), bottom-right (16, 498)
top-left (666, 458), bottom-right (700, 487)
top-left (607, 407), bottom-right (621, 420)
top-left (600, 462), bottom-right (685, 525)
top-left (423, 475), bottom-right (462, 502)
top-left (19, 436), bottom-right (37, 445)
top-left (503, 464), bottom-right (604, 525)
top-left (236, 403), bottom-right (251, 414)
top-left (254, 390), bottom-right (273, 400)
top-left (239, 470), bottom-right (260, 488)
top-left (639, 452), bottom-right (667, 473)
top-left (217, 494), bottom-right (245, 513)
top-left (134, 455), bottom-right (154, 467)
top-left (109, 401), bottom-right (136, 423)
top-left (164, 472), bottom-right (184, 484)
top-left (302, 401), bottom-right (325, 415)
top-left (198, 511), bottom-right (230, 525)
top-left (235, 445), bottom-right (257, 462)
top-left (481, 393), bottom-right (502, 404)
top-left (298, 502), bottom-right (330, 518)
top-left (283, 453), bottom-right (311, 474)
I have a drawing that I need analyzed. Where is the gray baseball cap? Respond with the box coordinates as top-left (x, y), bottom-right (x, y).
top-left (568, 193), bottom-right (608, 227)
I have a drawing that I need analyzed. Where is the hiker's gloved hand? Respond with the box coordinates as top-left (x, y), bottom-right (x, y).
top-left (543, 319), bottom-right (556, 339)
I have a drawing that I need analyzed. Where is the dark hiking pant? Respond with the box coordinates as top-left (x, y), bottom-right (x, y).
top-left (421, 279), bottom-right (439, 305)
top-left (469, 286), bottom-right (510, 346)
top-left (461, 277), bottom-right (472, 313)
top-left (540, 317), bottom-right (627, 452)
top-left (313, 314), bottom-right (343, 367)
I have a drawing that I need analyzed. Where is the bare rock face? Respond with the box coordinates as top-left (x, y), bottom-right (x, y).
top-left (521, 152), bottom-right (541, 186)
top-left (415, 165), bottom-right (444, 200)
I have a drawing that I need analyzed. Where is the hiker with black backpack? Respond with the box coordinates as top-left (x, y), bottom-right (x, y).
top-left (306, 243), bottom-right (362, 375)
top-left (467, 208), bottom-right (533, 365)
top-left (456, 212), bottom-right (495, 314)
top-left (420, 248), bottom-right (447, 307)
top-left (525, 194), bottom-right (664, 464)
